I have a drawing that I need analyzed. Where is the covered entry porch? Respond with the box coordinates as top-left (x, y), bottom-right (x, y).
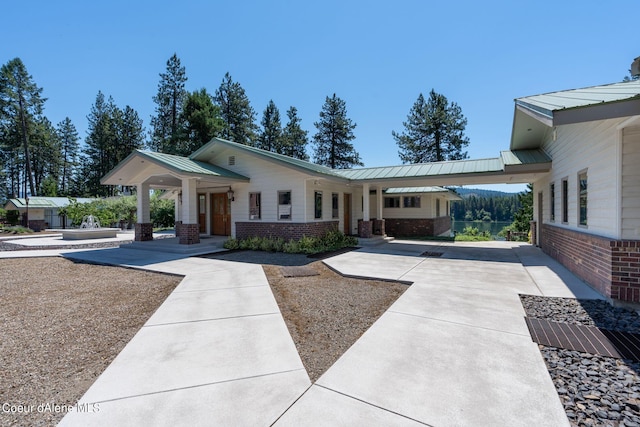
top-left (100, 150), bottom-right (249, 245)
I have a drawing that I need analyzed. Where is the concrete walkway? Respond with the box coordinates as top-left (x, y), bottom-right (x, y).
top-left (275, 241), bottom-right (601, 426)
top-left (0, 239), bottom-right (603, 425)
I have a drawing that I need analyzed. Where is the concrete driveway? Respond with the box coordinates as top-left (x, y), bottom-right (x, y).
top-left (28, 239), bottom-right (600, 426)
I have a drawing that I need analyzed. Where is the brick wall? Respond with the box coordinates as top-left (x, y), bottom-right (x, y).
top-left (135, 223), bottom-right (153, 242)
top-left (384, 217), bottom-right (451, 238)
top-left (235, 221), bottom-right (338, 241)
top-left (178, 223), bottom-right (200, 244)
top-left (541, 224), bottom-right (640, 304)
top-left (27, 219), bottom-right (46, 232)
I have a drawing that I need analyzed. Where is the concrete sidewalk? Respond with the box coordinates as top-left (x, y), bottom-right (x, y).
top-left (54, 247), bottom-right (310, 426)
top-left (274, 241), bottom-right (601, 426)
top-left (1, 239), bottom-right (601, 425)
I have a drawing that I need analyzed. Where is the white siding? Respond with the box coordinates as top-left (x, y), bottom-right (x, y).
top-left (369, 193), bottom-right (444, 219)
top-left (535, 118), bottom-right (622, 239)
top-left (622, 125), bottom-right (640, 239)
top-left (304, 179), bottom-right (356, 232)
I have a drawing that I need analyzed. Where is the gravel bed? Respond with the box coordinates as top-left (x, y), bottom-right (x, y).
top-left (0, 258), bottom-right (180, 427)
top-left (263, 261), bottom-right (408, 382)
top-left (521, 295), bottom-right (640, 426)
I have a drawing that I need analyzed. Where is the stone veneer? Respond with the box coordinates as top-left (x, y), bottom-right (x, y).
top-left (235, 221), bottom-right (338, 241)
top-left (177, 223), bottom-right (200, 244)
top-left (135, 223), bottom-right (153, 242)
top-left (384, 217), bottom-right (451, 238)
top-left (358, 220), bottom-right (372, 238)
top-left (541, 224), bottom-right (640, 305)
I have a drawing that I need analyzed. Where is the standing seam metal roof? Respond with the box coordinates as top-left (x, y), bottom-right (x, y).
top-left (136, 150), bottom-right (250, 180)
top-left (515, 80), bottom-right (640, 114)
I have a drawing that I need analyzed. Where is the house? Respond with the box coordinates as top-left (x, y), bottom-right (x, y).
top-left (513, 80), bottom-right (640, 305)
top-left (101, 137), bottom-right (546, 244)
top-left (4, 197), bottom-right (95, 231)
top-left (102, 80), bottom-right (639, 305)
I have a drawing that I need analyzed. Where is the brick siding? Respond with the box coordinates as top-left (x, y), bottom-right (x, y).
top-left (135, 223), bottom-right (153, 242)
top-left (178, 223), bottom-right (200, 244)
top-left (235, 221), bottom-right (338, 241)
top-left (541, 224), bottom-right (640, 304)
top-left (384, 217), bottom-right (451, 238)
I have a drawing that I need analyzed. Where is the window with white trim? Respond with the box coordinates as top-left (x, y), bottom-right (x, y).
top-left (579, 171), bottom-right (587, 226)
top-left (278, 191), bottom-right (292, 220)
top-left (403, 196), bottom-right (421, 208)
top-left (314, 191), bottom-right (323, 219)
top-left (249, 192), bottom-right (261, 220)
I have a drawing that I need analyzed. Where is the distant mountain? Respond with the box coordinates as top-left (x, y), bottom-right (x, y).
top-left (448, 187), bottom-right (521, 199)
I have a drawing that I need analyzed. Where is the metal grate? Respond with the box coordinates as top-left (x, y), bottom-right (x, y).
top-left (525, 317), bottom-right (640, 362)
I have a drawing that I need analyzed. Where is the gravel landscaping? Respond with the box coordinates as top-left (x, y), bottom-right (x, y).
top-left (0, 257), bottom-right (180, 427)
top-left (521, 295), bottom-right (640, 426)
top-left (263, 261), bottom-right (408, 382)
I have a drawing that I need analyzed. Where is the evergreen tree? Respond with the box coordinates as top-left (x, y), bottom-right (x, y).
top-left (0, 58), bottom-right (46, 197)
top-left (150, 53), bottom-right (187, 154)
top-left (82, 93), bottom-right (144, 196)
top-left (57, 117), bottom-right (79, 196)
top-left (30, 116), bottom-right (61, 195)
top-left (512, 184), bottom-right (533, 232)
top-left (214, 72), bottom-right (257, 145)
top-left (393, 89), bottom-right (470, 163)
top-left (178, 88), bottom-right (224, 156)
top-left (312, 94), bottom-right (362, 169)
top-left (281, 106), bottom-right (309, 160)
top-left (257, 100), bottom-right (282, 152)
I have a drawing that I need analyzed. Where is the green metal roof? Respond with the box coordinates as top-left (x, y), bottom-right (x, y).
top-left (336, 158), bottom-right (505, 181)
top-left (500, 149), bottom-right (551, 166)
top-left (139, 150), bottom-right (249, 180)
top-left (515, 80), bottom-right (640, 116)
top-left (191, 138), bottom-right (348, 180)
top-left (384, 186), bottom-right (452, 194)
top-left (6, 197), bottom-right (95, 209)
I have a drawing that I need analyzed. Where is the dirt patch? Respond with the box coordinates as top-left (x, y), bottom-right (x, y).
top-left (0, 257), bottom-right (180, 427)
top-left (264, 261), bottom-right (408, 382)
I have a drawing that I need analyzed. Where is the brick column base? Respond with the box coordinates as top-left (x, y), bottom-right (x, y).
top-left (175, 221), bottom-right (183, 237)
top-left (135, 223), bottom-right (153, 241)
top-left (373, 219), bottom-right (386, 236)
top-left (358, 220), bottom-right (373, 238)
top-left (178, 223), bottom-right (200, 245)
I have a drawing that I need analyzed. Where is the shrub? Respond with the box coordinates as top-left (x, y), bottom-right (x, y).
top-left (229, 231), bottom-right (356, 255)
top-left (1, 225), bottom-right (33, 234)
top-left (6, 210), bottom-right (20, 226)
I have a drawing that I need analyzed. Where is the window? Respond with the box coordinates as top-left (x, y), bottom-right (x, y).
top-left (550, 183), bottom-right (555, 222)
top-left (228, 156), bottom-right (235, 166)
top-left (332, 193), bottom-right (339, 219)
top-left (562, 178), bottom-right (568, 223)
top-left (314, 191), bottom-right (323, 219)
top-left (403, 196), bottom-right (421, 208)
top-left (249, 192), bottom-right (261, 220)
top-left (436, 198), bottom-right (441, 217)
top-left (384, 197), bottom-right (400, 208)
top-left (579, 171), bottom-right (588, 226)
top-left (278, 191), bottom-right (291, 220)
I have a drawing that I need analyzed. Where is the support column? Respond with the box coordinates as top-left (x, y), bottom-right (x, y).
top-left (135, 182), bottom-right (153, 242)
top-left (179, 178), bottom-right (200, 244)
top-left (374, 185), bottom-right (385, 236)
top-left (174, 193), bottom-right (182, 237)
top-left (359, 183), bottom-right (372, 238)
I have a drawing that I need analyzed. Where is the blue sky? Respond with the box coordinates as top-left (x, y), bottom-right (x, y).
top-left (3, 0), bottom-right (637, 193)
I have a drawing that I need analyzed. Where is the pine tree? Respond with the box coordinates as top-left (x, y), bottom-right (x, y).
top-left (393, 89), bottom-right (470, 163)
top-left (57, 117), bottom-right (79, 196)
top-left (312, 94), bottom-right (362, 169)
top-left (257, 100), bottom-right (282, 152)
top-left (83, 91), bottom-right (116, 196)
top-left (0, 58), bottom-right (46, 197)
top-left (214, 72), bottom-right (257, 145)
top-left (178, 88), bottom-right (224, 156)
top-left (150, 53), bottom-right (187, 154)
top-left (281, 106), bottom-right (309, 160)
top-left (30, 117), bottom-right (61, 195)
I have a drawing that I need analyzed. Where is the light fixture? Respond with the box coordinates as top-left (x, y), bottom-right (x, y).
top-left (227, 187), bottom-right (235, 201)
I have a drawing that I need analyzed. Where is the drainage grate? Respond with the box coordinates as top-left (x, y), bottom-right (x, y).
top-left (525, 317), bottom-right (640, 362)
top-left (420, 251), bottom-right (443, 257)
top-left (280, 266), bottom-right (320, 278)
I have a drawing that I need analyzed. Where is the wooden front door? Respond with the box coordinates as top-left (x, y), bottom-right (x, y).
top-left (343, 193), bottom-right (351, 235)
top-left (212, 193), bottom-right (230, 236)
top-left (198, 194), bottom-right (206, 233)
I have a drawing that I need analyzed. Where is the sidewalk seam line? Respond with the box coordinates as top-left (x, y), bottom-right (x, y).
top-left (83, 368), bottom-right (309, 405)
top-left (387, 310), bottom-right (530, 337)
top-left (314, 384), bottom-right (434, 426)
top-left (143, 311), bottom-right (280, 328)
